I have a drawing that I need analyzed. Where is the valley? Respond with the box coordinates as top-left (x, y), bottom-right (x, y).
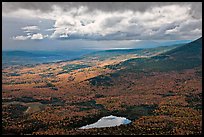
top-left (2, 38), bottom-right (202, 135)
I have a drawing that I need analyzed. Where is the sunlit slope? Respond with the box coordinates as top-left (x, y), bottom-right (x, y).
top-left (163, 37), bottom-right (202, 60)
top-left (81, 44), bottom-right (182, 61)
top-left (111, 37), bottom-right (202, 72)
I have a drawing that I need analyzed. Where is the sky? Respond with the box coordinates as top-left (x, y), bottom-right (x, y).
top-left (2, 2), bottom-right (202, 51)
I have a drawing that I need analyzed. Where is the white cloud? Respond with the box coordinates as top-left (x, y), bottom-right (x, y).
top-left (13, 33), bottom-right (47, 40)
top-left (12, 35), bottom-right (31, 40)
top-left (49, 4), bottom-right (200, 40)
top-left (31, 33), bottom-right (44, 40)
top-left (22, 25), bottom-right (39, 31)
top-left (6, 4), bottom-right (202, 41)
top-left (191, 28), bottom-right (201, 34)
top-left (21, 25), bottom-right (40, 33)
top-left (165, 27), bottom-right (179, 34)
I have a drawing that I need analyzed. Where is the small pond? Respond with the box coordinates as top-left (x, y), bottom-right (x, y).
top-left (79, 115), bottom-right (131, 129)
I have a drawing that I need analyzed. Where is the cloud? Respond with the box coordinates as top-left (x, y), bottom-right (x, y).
top-left (21, 25), bottom-right (40, 32)
top-left (4, 2), bottom-right (202, 41)
top-left (31, 33), bottom-right (44, 40)
top-left (49, 4), bottom-right (201, 40)
top-left (165, 27), bottom-right (179, 34)
top-left (12, 35), bottom-right (31, 40)
top-left (2, 2), bottom-right (202, 18)
top-left (13, 33), bottom-right (48, 40)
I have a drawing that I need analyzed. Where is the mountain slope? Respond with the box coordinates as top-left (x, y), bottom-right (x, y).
top-left (115, 37), bottom-right (202, 72)
top-left (85, 40), bottom-right (198, 86)
top-left (161, 37), bottom-right (202, 59)
top-left (81, 44), bottom-right (182, 61)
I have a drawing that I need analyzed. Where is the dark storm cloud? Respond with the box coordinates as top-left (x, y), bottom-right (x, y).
top-left (2, 2), bottom-right (202, 18)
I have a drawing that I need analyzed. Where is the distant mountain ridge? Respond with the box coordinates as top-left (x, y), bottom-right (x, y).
top-left (109, 37), bottom-right (202, 72)
top-left (162, 37), bottom-right (202, 59)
